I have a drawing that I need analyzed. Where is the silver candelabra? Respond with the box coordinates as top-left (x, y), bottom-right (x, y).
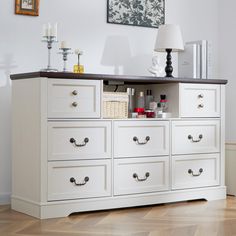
top-left (58, 48), bottom-right (72, 72)
top-left (41, 36), bottom-right (58, 72)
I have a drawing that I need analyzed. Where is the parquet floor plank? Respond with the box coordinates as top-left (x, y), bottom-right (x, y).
top-left (1, 197), bottom-right (236, 235)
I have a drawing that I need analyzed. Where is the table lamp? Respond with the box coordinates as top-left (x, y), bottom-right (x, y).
top-left (154, 24), bottom-right (184, 77)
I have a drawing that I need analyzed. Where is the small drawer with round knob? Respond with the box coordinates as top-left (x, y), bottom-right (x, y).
top-left (172, 120), bottom-right (220, 155)
top-left (172, 153), bottom-right (220, 190)
top-left (114, 156), bottom-right (169, 196)
top-left (180, 83), bottom-right (220, 117)
top-left (48, 159), bottom-right (111, 201)
top-left (47, 79), bottom-right (101, 118)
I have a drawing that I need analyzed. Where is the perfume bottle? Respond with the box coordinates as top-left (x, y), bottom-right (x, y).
top-left (73, 49), bottom-right (84, 73)
top-left (159, 94), bottom-right (168, 112)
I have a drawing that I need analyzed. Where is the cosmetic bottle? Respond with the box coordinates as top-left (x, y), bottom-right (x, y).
top-left (145, 89), bottom-right (154, 109)
top-left (160, 94), bottom-right (168, 112)
top-left (137, 91), bottom-right (145, 108)
top-left (127, 88), bottom-right (135, 117)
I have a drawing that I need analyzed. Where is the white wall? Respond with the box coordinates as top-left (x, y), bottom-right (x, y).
top-left (218, 0), bottom-right (236, 143)
top-left (0, 0), bottom-right (220, 204)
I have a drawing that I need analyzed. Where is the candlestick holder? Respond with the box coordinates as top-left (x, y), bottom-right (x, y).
top-left (41, 36), bottom-right (58, 72)
top-left (58, 48), bottom-right (72, 72)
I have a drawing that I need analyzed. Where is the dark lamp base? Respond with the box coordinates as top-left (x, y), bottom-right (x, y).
top-left (165, 48), bottom-right (173, 77)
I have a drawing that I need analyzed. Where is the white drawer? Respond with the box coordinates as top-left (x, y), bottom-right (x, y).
top-left (48, 160), bottom-right (111, 201)
top-left (47, 79), bottom-right (101, 118)
top-left (114, 121), bottom-right (169, 158)
top-left (114, 157), bottom-right (169, 195)
top-left (172, 153), bottom-right (220, 190)
top-left (48, 121), bottom-right (111, 161)
top-left (180, 84), bottom-right (220, 117)
top-left (172, 120), bottom-right (220, 155)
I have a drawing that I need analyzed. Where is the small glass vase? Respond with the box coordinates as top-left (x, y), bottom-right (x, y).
top-left (73, 64), bottom-right (84, 73)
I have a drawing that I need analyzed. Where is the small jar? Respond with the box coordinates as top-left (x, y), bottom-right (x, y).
top-left (134, 107), bottom-right (145, 115)
top-left (145, 110), bottom-right (155, 118)
top-left (134, 108), bottom-right (146, 118)
top-left (131, 112), bottom-right (138, 118)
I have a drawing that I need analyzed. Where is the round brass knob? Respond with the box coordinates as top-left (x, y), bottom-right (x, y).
top-left (198, 104), bottom-right (204, 108)
top-left (72, 90), bottom-right (78, 96)
top-left (72, 102), bottom-right (78, 107)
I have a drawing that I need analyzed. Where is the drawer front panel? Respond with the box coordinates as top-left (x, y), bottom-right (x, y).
top-left (180, 84), bottom-right (220, 117)
top-left (48, 79), bottom-right (101, 118)
top-left (172, 120), bottom-right (220, 155)
top-left (114, 121), bottom-right (169, 158)
top-left (172, 153), bottom-right (219, 190)
top-left (48, 121), bottom-right (111, 161)
top-left (114, 157), bottom-right (169, 195)
top-left (48, 160), bottom-right (111, 201)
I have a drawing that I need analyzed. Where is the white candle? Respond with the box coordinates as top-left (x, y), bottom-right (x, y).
top-left (61, 41), bottom-right (67, 49)
top-left (42, 24), bottom-right (47, 37)
top-left (47, 23), bottom-right (51, 37)
top-left (52, 23), bottom-right (58, 38)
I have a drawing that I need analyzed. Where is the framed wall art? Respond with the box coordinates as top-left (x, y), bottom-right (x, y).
top-left (15, 0), bottom-right (40, 16)
top-left (107, 0), bottom-right (165, 28)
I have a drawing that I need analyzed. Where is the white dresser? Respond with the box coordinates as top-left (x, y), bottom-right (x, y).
top-left (10, 72), bottom-right (227, 219)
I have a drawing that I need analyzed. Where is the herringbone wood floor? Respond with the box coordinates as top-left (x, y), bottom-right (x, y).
top-left (1, 197), bottom-right (236, 236)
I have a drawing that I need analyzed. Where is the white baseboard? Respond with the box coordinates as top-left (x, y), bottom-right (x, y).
top-left (0, 193), bottom-right (11, 205)
top-left (226, 143), bottom-right (236, 195)
top-left (226, 142), bottom-right (236, 150)
top-left (12, 186), bottom-right (226, 219)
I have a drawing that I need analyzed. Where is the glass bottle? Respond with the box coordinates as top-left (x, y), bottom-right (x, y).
top-left (160, 94), bottom-right (168, 112)
top-left (73, 64), bottom-right (84, 73)
top-left (73, 50), bottom-right (84, 73)
top-left (137, 91), bottom-right (145, 108)
top-left (127, 88), bottom-right (135, 116)
top-left (145, 89), bottom-right (154, 109)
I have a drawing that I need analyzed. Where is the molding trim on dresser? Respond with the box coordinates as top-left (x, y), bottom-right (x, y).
top-left (10, 72), bottom-right (227, 219)
top-left (11, 186), bottom-right (226, 219)
top-left (10, 72), bottom-right (227, 85)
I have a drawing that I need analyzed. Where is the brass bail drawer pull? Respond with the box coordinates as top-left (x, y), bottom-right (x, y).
top-left (133, 136), bottom-right (150, 145)
top-left (188, 134), bottom-right (203, 143)
top-left (133, 172), bottom-right (150, 182)
top-left (188, 168), bottom-right (203, 177)
top-left (70, 137), bottom-right (89, 147)
top-left (70, 177), bottom-right (89, 186)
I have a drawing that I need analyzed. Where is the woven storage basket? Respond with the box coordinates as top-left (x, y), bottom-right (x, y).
top-left (103, 92), bottom-right (128, 118)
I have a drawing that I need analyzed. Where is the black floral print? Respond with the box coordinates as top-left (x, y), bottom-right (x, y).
top-left (107, 0), bottom-right (165, 28)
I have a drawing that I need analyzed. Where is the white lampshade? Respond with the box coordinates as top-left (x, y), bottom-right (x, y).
top-left (154, 24), bottom-right (184, 52)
